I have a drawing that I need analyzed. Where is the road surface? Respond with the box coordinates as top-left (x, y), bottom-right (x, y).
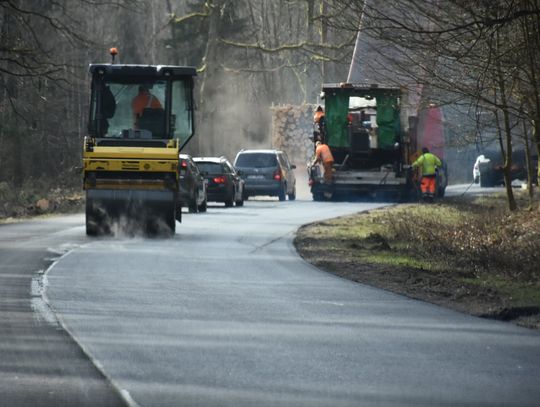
top-left (2, 188), bottom-right (539, 406)
top-left (0, 216), bottom-right (125, 407)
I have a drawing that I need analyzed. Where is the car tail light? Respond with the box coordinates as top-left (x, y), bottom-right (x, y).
top-left (273, 169), bottom-right (282, 181)
top-left (213, 176), bottom-right (226, 184)
top-left (179, 159), bottom-right (187, 173)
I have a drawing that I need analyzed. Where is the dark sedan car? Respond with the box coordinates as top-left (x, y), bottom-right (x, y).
top-left (178, 154), bottom-right (207, 213)
top-left (193, 156), bottom-right (244, 207)
top-left (234, 149), bottom-right (296, 201)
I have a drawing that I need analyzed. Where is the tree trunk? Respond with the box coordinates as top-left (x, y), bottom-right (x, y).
top-left (522, 119), bottom-right (535, 204)
top-left (521, 0), bottom-right (540, 184)
top-left (494, 29), bottom-right (517, 211)
top-left (198, 0), bottom-right (222, 155)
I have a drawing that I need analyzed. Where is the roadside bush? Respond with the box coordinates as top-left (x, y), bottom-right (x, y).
top-left (382, 195), bottom-right (540, 281)
top-left (0, 174), bottom-right (83, 219)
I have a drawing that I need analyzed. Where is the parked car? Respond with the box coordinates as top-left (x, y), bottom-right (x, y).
top-left (474, 150), bottom-right (538, 187)
top-left (178, 154), bottom-right (207, 213)
top-left (193, 156), bottom-right (245, 207)
top-left (234, 149), bottom-right (296, 201)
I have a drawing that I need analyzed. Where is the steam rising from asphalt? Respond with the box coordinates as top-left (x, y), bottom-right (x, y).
top-left (88, 203), bottom-right (174, 238)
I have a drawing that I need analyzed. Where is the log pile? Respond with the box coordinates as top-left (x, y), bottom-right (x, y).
top-left (271, 104), bottom-right (316, 168)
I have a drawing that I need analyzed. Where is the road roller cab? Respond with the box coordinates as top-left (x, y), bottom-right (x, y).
top-left (84, 61), bottom-right (196, 236)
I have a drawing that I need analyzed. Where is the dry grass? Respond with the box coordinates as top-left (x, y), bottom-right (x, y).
top-left (381, 195), bottom-right (540, 283)
top-left (0, 178), bottom-right (83, 220)
top-left (295, 191), bottom-right (540, 329)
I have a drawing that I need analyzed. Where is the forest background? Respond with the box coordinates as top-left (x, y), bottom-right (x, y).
top-left (1, 0), bottom-right (539, 212)
top-left (0, 0), bottom-right (351, 191)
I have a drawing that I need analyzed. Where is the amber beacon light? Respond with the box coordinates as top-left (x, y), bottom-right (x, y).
top-left (109, 47), bottom-right (118, 64)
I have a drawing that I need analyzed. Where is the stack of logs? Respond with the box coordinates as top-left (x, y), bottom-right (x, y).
top-left (271, 104), bottom-right (317, 168)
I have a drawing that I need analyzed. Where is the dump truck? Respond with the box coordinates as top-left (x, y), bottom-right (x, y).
top-left (308, 83), bottom-right (447, 201)
top-left (83, 55), bottom-right (196, 235)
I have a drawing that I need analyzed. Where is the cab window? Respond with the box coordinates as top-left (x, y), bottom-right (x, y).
top-left (171, 80), bottom-right (193, 146)
top-left (102, 82), bottom-right (166, 138)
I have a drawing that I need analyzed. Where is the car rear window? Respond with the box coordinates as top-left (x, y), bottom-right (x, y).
top-left (235, 153), bottom-right (277, 168)
top-left (196, 162), bottom-right (223, 174)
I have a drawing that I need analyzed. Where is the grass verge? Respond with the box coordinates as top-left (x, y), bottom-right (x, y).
top-left (294, 192), bottom-right (540, 330)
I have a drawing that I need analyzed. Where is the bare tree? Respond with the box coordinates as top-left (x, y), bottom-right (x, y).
top-left (0, 0), bottom-right (141, 189)
top-left (168, 0), bottom-right (354, 158)
top-left (326, 0), bottom-right (540, 209)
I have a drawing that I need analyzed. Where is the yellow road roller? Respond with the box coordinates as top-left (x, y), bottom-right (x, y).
top-left (83, 54), bottom-right (196, 236)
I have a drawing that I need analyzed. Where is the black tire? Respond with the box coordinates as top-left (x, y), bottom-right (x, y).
top-left (312, 192), bottom-right (324, 201)
top-left (479, 170), bottom-right (494, 187)
top-left (86, 223), bottom-right (98, 236)
top-left (85, 211), bottom-right (98, 236)
top-left (188, 200), bottom-right (198, 213)
top-left (175, 204), bottom-right (182, 222)
top-left (188, 189), bottom-right (198, 213)
top-left (224, 189), bottom-right (234, 207)
top-left (278, 183), bottom-right (286, 201)
top-left (198, 198), bottom-right (207, 212)
top-left (85, 197), bottom-right (102, 236)
top-left (288, 186), bottom-right (296, 201)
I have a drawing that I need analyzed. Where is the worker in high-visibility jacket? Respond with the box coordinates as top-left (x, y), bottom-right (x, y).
top-left (314, 141), bottom-right (335, 184)
top-left (412, 147), bottom-right (442, 201)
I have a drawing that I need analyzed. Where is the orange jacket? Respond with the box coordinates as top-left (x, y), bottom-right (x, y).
top-left (313, 110), bottom-right (325, 123)
top-left (316, 143), bottom-right (334, 164)
top-left (132, 92), bottom-right (162, 118)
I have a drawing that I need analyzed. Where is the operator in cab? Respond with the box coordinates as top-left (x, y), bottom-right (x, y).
top-left (131, 85), bottom-right (162, 127)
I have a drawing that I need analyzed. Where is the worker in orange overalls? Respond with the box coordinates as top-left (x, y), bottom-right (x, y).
top-left (313, 105), bottom-right (325, 124)
top-left (412, 147), bottom-right (442, 202)
top-left (314, 140), bottom-right (335, 184)
top-left (313, 105), bottom-right (326, 142)
top-left (131, 85), bottom-right (162, 127)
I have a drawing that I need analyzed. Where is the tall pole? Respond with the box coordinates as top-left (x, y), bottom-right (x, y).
top-left (347, 0), bottom-right (369, 83)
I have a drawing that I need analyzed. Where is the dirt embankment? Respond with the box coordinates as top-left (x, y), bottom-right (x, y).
top-left (0, 182), bottom-right (83, 222)
top-left (294, 193), bottom-right (540, 330)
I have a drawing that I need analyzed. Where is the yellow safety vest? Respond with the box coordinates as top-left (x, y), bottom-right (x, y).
top-left (412, 153), bottom-right (441, 176)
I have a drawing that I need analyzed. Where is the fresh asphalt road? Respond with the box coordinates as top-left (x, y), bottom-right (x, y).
top-left (42, 188), bottom-right (540, 407)
top-left (0, 216), bottom-right (125, 407)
